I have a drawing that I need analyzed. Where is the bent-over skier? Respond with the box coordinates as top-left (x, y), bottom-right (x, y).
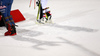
top-left (36, 0), bottom-right (52, 23)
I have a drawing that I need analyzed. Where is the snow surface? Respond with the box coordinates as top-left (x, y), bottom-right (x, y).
top-left (0, 0), bottom-right (100, 56)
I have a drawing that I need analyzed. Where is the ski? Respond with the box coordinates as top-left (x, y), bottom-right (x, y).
top-left (36, 0), bottom-right (41, 20)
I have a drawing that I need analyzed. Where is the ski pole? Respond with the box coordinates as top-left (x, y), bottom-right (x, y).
top-left (29, 0), bottom-right (32, 7)
top-left (34, 0), bottom-right (36, 9)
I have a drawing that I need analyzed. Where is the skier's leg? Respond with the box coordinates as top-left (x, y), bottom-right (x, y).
top-left (1, 2), bottom-right (15, 36)
top-left (1, 8), bottom-right (12, 26)
top-left (41, 0), bottom-right (52, 21)
top-left (7, 2), bottom-right (17, 35)
top-left (41, 0), bottom-right (48, 22)
top-left (41, 0), bottom-right (48, 10)
top-left (3, 16), bottom-right (15, 36)
top-left (7, 2), bottom-right (15, 25)
top-left (41, 0), bottom-right (47, 14)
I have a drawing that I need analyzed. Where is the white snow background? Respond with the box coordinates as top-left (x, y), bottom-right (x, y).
top-left (0, 0), bottom-right (100, 56)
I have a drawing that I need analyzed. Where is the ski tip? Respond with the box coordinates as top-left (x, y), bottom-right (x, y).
top-left (35, 22), bottom-right (44, 25)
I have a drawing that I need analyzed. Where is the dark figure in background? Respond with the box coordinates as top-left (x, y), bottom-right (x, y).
top-left (0, 12), bottom-right (5, 27)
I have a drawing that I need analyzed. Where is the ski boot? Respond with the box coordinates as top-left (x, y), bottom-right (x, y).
top-left (42, 13), bottom-right (47, 23)
top-left (45, 11), bottom-right (52, 23)
top-left (8, 15), bottom-right (17, 35)
top-left (36, 13), bottom-right (47, 24)
top-left (36, 19), bottom-right (44, 24)
top-left (46, 11), bottom-right (52, 20)
top-left (4, 24), bottom-right (15, 36)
